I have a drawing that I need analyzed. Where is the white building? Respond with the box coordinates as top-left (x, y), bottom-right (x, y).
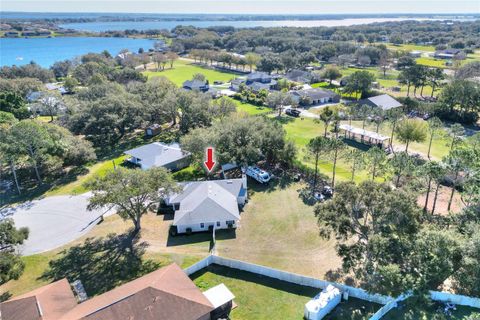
top-left (166, 179), bottom-right (247, 235)
top-left (124, 142), bottom-right (191, 171)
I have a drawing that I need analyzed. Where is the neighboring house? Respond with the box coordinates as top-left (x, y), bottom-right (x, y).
top-left (21, 31), bottom-right (37, 37)
top-left (409, 50), bottom-right (422, 58)
top-left (145, 124), bottom-right (162, 137)
top-left (231, 72), bottom-right (277, 93)
top-left (183, 79), bottom-right (210, 92)
top-left (0, 263), bottom-right (235, 320)
top-left (434, 49), bottom-right (465, 60)
top-left (124, 142), bottom-right (191, 171)
top-left (285, 69), bottom-right (313, 84)
top-left (290, 88), bottom-right (340, 106)
top-left (358, 94), bottom-right (403, 111)
top-left (4, 31), bottom-right (19, 37)
top-left (165, 178), bottom-right (247, 234)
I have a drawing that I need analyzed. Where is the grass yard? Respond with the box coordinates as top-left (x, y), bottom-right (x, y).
top-left (231, 98), bottom-right (272, 115)
top-left (281, 117), bottom-right (374, 183)
top-left (191, 264), bottom-right (380, 320)
top-left (385, 43), bottom-right (436, 52)
top-left (143, 58), bottom-right (239, 87)
top-left (216, 179), bottom-right (342, 278)
top-left (416, 57), bottom-right (448, 69)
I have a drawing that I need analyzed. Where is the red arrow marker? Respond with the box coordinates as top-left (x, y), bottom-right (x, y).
top-left (204, 147), bottom-right (216, 173)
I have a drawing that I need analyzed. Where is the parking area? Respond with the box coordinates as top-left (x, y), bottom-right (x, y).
top-left (0, 194), bottom-right (111, 255)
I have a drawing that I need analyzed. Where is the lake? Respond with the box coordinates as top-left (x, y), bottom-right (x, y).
top-left (0, 37), bottom-right (155, 67)
top-left (60, 17), bottom-right (442, 32)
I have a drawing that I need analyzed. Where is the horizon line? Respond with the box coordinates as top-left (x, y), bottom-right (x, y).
top-left (1, 11), bottom-right (479, 15)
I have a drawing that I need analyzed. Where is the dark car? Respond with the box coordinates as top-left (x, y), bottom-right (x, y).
top-left (285, 108), bottom-right (301, 117)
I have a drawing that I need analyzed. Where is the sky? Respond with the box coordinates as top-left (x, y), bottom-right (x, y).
top-left (1, 0), bottom-right (479, 14)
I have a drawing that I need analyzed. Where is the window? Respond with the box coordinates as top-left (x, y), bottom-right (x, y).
top-left (226, 220), bottom-right (235, 225)
top-left (216, 221), bottom-right (221, 227)
top-left (200, 223), bottom-right (205, 228)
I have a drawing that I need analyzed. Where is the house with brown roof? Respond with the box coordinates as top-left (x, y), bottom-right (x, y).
top-left (0, 264), bottom-right (234, 320)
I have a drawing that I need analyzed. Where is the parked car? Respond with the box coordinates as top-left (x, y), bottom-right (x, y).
top-left (285, 108), bottom-right (301, 117)
top-left (246, 166), bottom-right (271, 184)
top-left (322, 186), bottom-right (333, 198)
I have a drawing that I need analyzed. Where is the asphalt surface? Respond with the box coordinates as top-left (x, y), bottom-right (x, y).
top-left (1, 193), bottom-right (111, 256)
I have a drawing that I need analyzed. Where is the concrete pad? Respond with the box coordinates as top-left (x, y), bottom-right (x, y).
top-left (0, 194), bottom-right (112, 256)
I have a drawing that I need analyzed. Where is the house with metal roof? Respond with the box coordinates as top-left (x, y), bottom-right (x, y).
top-left (285, 69), bottom-right (314, 84)
top-left (358, 94), bottom-right (402, 111)
top-left (166, 179), bottom-right (247, 235)
top-left (124, 142), bottom-right (191, 171)
top-left (183, 79), bottom-right (210, 92)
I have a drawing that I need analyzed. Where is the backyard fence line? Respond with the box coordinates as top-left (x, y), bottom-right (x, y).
top-left (429, 290), bottom-right (480, 308)
top-left (209, 255), bottom-right (393, 305)
top-left (183, 254), bottom-right (480, 319)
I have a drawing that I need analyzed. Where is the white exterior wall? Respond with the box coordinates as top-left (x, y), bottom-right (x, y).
top-left (176, 220), bottom-right (237, 234)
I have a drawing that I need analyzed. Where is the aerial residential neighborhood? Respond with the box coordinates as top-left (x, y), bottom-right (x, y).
top-left (0, 2), bottom-right (480, 320)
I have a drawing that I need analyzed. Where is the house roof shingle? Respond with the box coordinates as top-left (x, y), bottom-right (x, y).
top-left (124, 142), bottom-right (190, 169)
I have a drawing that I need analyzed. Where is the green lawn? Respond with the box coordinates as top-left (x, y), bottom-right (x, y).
top-left (231, 98), bottom-right (272, 115)
top-left (143, 59), bottom-right (239, 86)
top-left (385, 43), bottom-right (436, 52)
top-left (191, 264), bottom-right (380, 320)
top-left (281, 117), bottom-right (373, 182)
top-left (416, 57), bottom-right (448, 69)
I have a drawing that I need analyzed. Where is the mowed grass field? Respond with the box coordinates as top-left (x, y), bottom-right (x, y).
top-left (216, 180), bottom-right (342, 278)
top-left (143, 58), bottom-right (240, 86)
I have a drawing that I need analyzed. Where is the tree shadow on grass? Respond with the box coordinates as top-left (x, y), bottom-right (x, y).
top-left (0, 292), bottom-right (12, 302)
top-left (40, 231), bottom-right (161, 297)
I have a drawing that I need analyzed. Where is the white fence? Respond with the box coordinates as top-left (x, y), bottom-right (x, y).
top-left (209, 255), bottom-right (392, 305)
top-left (183, 254), bottom-right (480, 319)
top-left (430, 290), bottom-right (480, 308)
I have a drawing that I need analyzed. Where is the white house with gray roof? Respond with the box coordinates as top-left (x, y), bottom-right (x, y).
top-left (124, 142), bottom-right (191, 171)
top-left (166, 179), bottom-right (247, 234)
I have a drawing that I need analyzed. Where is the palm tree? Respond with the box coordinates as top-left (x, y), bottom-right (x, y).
top-left (345, 149), bottom-right (365, 182)
top-left (386, 108), bottom-right (404, 149)
top-left (395, 119), bottom-right (427, 153)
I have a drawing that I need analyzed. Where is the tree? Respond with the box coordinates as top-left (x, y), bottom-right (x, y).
top-left (328, 138), bottom-right (347, 188)
top-left (316, 106), bottom-right (338, 137)
top-left (386, 108), bottom-right (404, 149)
top-left (307, 136), bottom-right (330, 194)
top-left (454, 231), bottom-right (480, 296)
top-left (152, 52), bottom-right (167, 71)
top-left (9, 120), bottom-right (53, 184)
top-left (0, 92), bottom-right (30, 120)
top-left (266, 91), bottom-right (296, 117)
top-left (0, 219), bottom-right (29, 285)
top-left (86, 167), bottom-right (179, 234)
top-left (322, 66), bottom-right (342, 84)
top-left (426, 117), bottom-right (443, 159)
top-left (166, 51), bottom-right (179, 69)
top-left (395, 119), bottom-right (427, 153)
top-left (63, 77), bottom-right (79, 93)
top-left (419, 161), bottom-right (446, 214)
top-left (345, 149), bottom-right (365, 182)
top-left (315, 181), bottom-right (422, 295)
top-left (211, 97), bottom-right (236, 118)
top-left (390, 151), bottom-right (415, 187)
top-left (344, 71), bottom-right (375, 100)
top-left (428, 68), bottom-right (445, 98)
top-left (378, 50), bottom-right (390, 77)
top-left (32, 94), bottom-right (63, 122)
top-left (50, 60), bottom-right (73, 79)
top-left (448, 123), bottom-right (465, 151)
top-left (365, 147), bottom-right (389, 181)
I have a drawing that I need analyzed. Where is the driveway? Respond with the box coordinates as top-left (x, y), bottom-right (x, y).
top-left (0, 194), bottom-right (111, 256)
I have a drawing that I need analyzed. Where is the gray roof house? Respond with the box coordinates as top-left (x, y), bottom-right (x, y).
top-left (434, 49), bottom-right (465, 60)
top-left (246, 72), bottom-right (272, 84)
top-left (124, 142), bottom-right (191, 171)
top-left (166, 179), bottom-right (247, 235)
top-left (358, 94), bottom-right (403, 111)
top-left (183, 79), bottom-right (209, 92)
top-left (285, 69), bottom-right (313, 84)
top-left (290, 88), bottom-right (340, 106)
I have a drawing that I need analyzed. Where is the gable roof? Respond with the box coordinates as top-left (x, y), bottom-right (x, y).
top-left (364, 94), bottom-right (402, 110)
top-left (246, 72), bottom-right (271, 81)
top-left (169, 179), bottom-right (244, 226)
top-left (285, 69), bottom-right (312, 82)
top-left (0, 279), bottom-right (77, 320)
top-left (124, 142), bottom-right (190, 169)
top-left (60, 264), bottom-right (213, 320)
top-left (183, 80), bottom-right (208, 89)
top-left (291, 88), bottom-right (339, 100)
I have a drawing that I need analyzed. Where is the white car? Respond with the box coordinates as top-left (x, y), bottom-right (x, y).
top-left (246, 166), bottom-right (271, 184)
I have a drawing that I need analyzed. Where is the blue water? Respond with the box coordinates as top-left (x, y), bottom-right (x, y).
top-left (59, 17), bottom-right (446, 32)
top-left (0, 37), bottom-right (155, 67)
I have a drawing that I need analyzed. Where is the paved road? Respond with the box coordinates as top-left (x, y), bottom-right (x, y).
top-left (0, 194), bottom-right (111, 256)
